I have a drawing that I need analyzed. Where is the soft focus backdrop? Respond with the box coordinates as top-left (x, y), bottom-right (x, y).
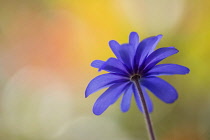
top-left (0, 0), bottom-right (209, 140)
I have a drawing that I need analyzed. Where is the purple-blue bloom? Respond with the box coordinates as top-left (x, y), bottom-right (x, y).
top-left (85, 32), bottom-right (190, 115)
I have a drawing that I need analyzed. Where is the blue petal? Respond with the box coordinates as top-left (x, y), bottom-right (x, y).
top-left (146, 64), bottom-right (190, 76)
top-left (144, 47), bottom-right (179, 72)
top-left (141, 77), bottom-right (178, 103)
top-left (129, 32), bottom-right (139, 50)
top-left (120, 83), bottom-right (133, 112)
top-left (85, 73), bottom-right (129, 98)
top-left (91, 60), bottom-right (105, 68)
top-left (93, 82), bottom-right (130, 115)
top-left (135, 35), bottom-right (162, 69)
top-left (148, 35), bottom-right (163, 55)
top-left (133, 84), bottom-right (153, 113)
top-left (109, 40), bottom-right (122, 61)
top-left (118, 44), bottom-right (136, 70)
top-left (99, 57), bottom-right (129, 75)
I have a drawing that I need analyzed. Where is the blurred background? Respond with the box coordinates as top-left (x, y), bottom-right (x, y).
top-left (0, 0), bottom-right (209, 139)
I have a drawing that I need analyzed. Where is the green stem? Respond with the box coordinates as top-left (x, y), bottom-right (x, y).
top-left (133, 77), bottom-right (156, 140)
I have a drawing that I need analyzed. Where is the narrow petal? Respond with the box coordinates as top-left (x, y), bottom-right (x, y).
top-left (135, 35), bottom-right (161, 69)
top-left (145, 64), bottom-right (190, 76)
top-left (99, 57), bottom-right (129, 75)
top-left (120, 83), bottom-right (133, 112)
top-left (133, 84), bottom-right (153, 113)
top-left (144, 47), bottom-right (179, 72)
top-left (93, 82), bottom-right (129, 115)
top-left (109, 40), bottom-right (121, 61)
top-left (118, 44), bottom-right (135, 70)
top-left (141, 77), bottom-right (178, 103)
top-left (129, 32), bottom-right (139, 50)
top-left (91, 60), bottom-right (105, 68)
top-left (148, 35), bottom-right (163, 55)
top-left (85, 73), bottom-right (129, 97)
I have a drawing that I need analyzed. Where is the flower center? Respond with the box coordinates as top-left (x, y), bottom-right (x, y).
top-left (130, 74), bottom-right (141, 81)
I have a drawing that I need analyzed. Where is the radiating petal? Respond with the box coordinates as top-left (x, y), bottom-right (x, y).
top-left (120, 83), bottom-right (133, 112)
top-left (129, 32), bottom-right (139, 50)
top-left (141, 77), bottom-right (178, 103)
top-left (99, 57), bottom-right (129, 75)
top-left (144, 47), bottom-right (179, 72)
top-left (118, 44), bottom-right (135, 70)
top-left (148, 35), bottom-right (163, 55)
top-left (91, 60), bottom-right (105, 68)
top-left (93, 82), bottom-right (129, 115)
top-left (145, 64), bottom-right (190, 76)
top-left (109, 40), bottom-right (121, 60)
top-left (135, 35), bottom-right (161, 69)
top-left (85, 73), bottom-right (129, 97)
top-left (133, 84), bottom-right (153, 113)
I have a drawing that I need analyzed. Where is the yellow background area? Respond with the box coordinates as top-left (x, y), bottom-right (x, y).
top-left (0, 0), bottom-right (209, 139)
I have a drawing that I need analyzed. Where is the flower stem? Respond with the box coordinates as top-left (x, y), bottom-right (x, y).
top-left (133, 77), bottom-right (156, 140)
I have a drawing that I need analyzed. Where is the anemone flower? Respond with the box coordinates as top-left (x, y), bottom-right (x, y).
top-left (85, 32), bottom-right (189, 140)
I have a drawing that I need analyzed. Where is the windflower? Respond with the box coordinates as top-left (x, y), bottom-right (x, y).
top-left (85, 32), bottom-right (189, 116)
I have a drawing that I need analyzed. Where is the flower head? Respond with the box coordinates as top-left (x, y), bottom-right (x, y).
top-left (85, 32), bottom-right (190, 115)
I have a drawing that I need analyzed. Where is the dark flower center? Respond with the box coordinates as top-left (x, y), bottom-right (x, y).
top-left (130, 74), bottom-right (141, 81)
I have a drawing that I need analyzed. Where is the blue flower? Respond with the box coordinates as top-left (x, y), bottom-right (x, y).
top-left (85, 32), bottom-right (190, 115)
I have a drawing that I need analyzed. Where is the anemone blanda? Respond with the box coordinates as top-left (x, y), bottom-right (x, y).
top-left (85, 32), bottom-right (190, 115)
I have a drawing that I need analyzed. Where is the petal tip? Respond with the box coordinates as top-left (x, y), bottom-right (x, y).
top-left (91, 60), bottom-right (104, 68)
top-left (85, 90), bottom-right (89, 98)
top-left (109, 40), bottom-right (119, 46)
top-left (186, 67), bottom-right (190, 74)
top-left (108, 40), bottom-right (114, 44)
top-left (93, 108), bottom-right (103, 115)
top-left (169, 47), bottom-right (179, 53)
top-left (130, 31), bottom-right (138, 36)
top-left (157, 34), bottom-right (163, 38)
top-left (90, 61), bottom-right (96, 67)
top-left (120, 107), bottom-right (129, 113)
top-left (166, 94), bottom-right (178, 104)
top-left (93, 111), bottom-right (101, 116)
top-left (180, 66), bottom-right (190, 75)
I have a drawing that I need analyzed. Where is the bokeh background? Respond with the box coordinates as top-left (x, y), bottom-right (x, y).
top-left (0, 0), bottom-right (209, 139)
